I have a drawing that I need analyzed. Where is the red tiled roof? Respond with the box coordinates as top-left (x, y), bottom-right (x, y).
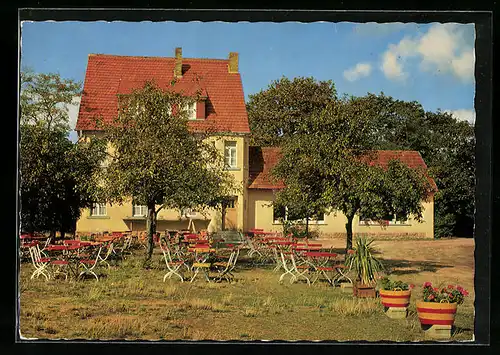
top-left (75, 54), bottom-right (250, 134)
top-left (248, 148), bottom-right (438, 192)
top-left (248, 147), bottom-right (285, 189)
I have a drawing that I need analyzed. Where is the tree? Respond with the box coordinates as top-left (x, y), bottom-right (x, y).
top-left (19, 70), bottom-right (105, 237)
top-left (272, 97), bottom-right (432, 251)
top-left (100, 81), bottom-right (238, 261)
top-left (20, 68), bottom-right (81, 132)
top-left (247, 76), bottom-right (337, 146)
top-left (358, 93), bottom-right (475, 238)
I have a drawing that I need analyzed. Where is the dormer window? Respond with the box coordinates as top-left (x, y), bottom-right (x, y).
top-left (186, 102), bottom-right (197, 120)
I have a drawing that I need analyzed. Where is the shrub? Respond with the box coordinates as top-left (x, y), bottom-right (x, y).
top-left (378, 276), bottom-right (414, 291)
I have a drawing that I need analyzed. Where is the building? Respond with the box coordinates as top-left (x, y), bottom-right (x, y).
top-left (247, 147), bottom-right (437, 238)
top-left (75, 49), bottom-right (436, 238)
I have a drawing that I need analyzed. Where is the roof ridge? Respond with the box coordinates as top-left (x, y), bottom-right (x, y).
top-left (89, 53), bottom-right (229, 61)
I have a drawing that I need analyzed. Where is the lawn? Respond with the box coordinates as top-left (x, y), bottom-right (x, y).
top-left (18, 237), bottom-right (475, 342)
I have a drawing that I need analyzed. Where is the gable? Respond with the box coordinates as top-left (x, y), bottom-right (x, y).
top-left (75, 53), bottom-right (250, 134)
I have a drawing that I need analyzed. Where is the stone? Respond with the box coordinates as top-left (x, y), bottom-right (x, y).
top-left (340, 282), bottom-right (353, 293)
top-left (423, 324), bottom-right (452, 340)
top-left (385, 307), bottom-right (408, 319)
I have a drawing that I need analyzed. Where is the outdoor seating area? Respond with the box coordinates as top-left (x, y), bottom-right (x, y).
top-left (18, 231), bottom-right (475, 341)
top-left (20, 229), bottom-right (355, 288)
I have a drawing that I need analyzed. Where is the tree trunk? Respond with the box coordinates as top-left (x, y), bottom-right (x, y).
top-left (345, 214), bottom-right (354, 253)
top-left (221, 202), bottom-right (227, 231)
top-left (145, 202), bottom-right (156, 261)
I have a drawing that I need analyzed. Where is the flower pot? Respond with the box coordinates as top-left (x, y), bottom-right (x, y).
top-left (353, 283), bottom-right (376, 298)
top-left (380, 289), bottom-right (411, 319)
top-left (416, 301), bottom-right (457, 326)
top-left (379, 289), bottom-right (411, 308)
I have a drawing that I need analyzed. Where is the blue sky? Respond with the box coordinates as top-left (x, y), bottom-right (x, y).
top-left (20, 21), bottom-right (476, 141)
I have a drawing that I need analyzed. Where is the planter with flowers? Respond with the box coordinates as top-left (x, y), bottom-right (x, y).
top-left (378, 277), bottom-right (414, 319)
top-left (416, 282), bottom-right (469, 339)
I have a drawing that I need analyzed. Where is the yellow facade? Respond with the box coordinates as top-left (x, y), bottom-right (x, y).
top-left (76, 134), bottom-right (249, 234)
top-left (246, 189), bottom-right (435, 238)
top-left (76, 132), bottom-right (434, 238)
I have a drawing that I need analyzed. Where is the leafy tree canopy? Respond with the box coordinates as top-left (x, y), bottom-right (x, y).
top-left (100, 81), bottom-right (239, 260)
top-left (19, 70), bottom-right (105, 237)
top-left (271, 96), bottom-right (433, 250)
top-left (247, 76), bottom-right (337, 146)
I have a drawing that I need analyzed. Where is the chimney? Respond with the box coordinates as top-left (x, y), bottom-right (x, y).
top-left (228, 52), bottom-right (238, 73)
top-left (174, 47), bottom-right (183, 78)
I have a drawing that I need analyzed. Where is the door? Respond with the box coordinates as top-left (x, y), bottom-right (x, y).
top-left (224, 197), bottom-right (238, 230)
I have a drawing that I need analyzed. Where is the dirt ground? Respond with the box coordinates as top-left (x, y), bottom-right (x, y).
top-left (317, 237), bottom-right (475, 294)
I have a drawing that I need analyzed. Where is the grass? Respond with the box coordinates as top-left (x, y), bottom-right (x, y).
top-left (18, 239), bottom-right (475, 342)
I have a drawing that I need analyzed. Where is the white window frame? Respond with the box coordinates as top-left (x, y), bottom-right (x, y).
top-left (224, 141), bottom-right (237, 169)
top-left (273, 206), bottom-right (325, 225)
top-left (359, 215), bottom-right (412, 226)
top-left (90, 203), bottom-right (107, 216)
top-left (133, 205), bottom-right (148, 217)
top-left (185, 102), bottom-right (197, 120)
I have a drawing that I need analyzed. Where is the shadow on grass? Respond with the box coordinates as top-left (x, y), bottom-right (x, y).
top-left (378, 258), bottom-right (454, 275)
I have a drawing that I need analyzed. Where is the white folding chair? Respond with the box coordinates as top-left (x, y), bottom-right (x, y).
top-left (97, 242), bottom-right (114, 269)
top-left (278, 251), bottom-right (311, 286)
top-left (212, 247), bottom-right (240, 282)
top-left (28, 245), bottom-right (51, 281)
top-left (160, 241), bottom-right (187, 282)
top-left (78, 246), bottom-right (102, 281)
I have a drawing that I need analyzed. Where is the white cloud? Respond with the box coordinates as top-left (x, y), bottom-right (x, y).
top-left (343, 63), bottom-right (372, 82)
top-left (380, 39), bottom-right (415, 81)
top-left (380, 23), bottom-right (475, 82)
top-left (444, 109), bottom-right (476, 124)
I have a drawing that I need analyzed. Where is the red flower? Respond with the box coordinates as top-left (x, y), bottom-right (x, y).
top-left (462, 290), bottom-right (469, 296)
top-left (433, 287), bottom-right (439, 292)
top-left (347, 249), bottom-right (355, 255)
top-left (448, 285), bottom-right (454, 289)
top-left (457, 286), bottom-right (463, 292)
top-left (423, 282), bottom-right (432, 287)
top-left (409, 284), bottom-right (415, 289)
top-left (428, 294), bottom-right (435, 300)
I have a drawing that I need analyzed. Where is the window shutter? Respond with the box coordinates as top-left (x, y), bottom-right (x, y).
top-left (196, 100), bottom-right (206, 119)
top-left (171, 103), bottom-right (179, 116)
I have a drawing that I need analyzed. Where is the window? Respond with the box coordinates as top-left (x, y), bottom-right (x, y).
top-left (133, 205), bottom-right (148, 217)
top-left (224, 197), bottom-right (236, 209)
top-left (273, 205), bottom-right (286, 222)
top-left (224, 141), bottom-right (237, 168)
top-left (185, 102), bottom-right (197, 120)
top-left (90, 203), bottom-right (106, 216)
top-left (182, 208), bottom-right (198, 217)
top-left (273, 205), bottom-right (324, 224)
top-left (359, 215), bottom-right (411, 226)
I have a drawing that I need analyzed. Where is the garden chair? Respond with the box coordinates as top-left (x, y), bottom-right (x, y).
top-left (28, 245), bottom-right (52, 281)
top-left (160, 240), bottom-right (188, 282)
top-left (97, 241), bottom-right (114, 269)
top-left (278, 250), bottom-right (311, 286)
top-left (271, 245), bottom-right (284, 272)
top-left (39, 237), bottom-right (52, 258)
top-left (78, 246), bottom-right (102, 281)
top-left (212, 246), bottom-right (240, 282)
top-left (49, 258), bottom-right (69, 281)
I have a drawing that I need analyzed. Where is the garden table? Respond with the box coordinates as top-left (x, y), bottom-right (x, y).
top-left (45, 243), bottom-right (103, 280)
top-left (303, 252), bottom-right (339, 286)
